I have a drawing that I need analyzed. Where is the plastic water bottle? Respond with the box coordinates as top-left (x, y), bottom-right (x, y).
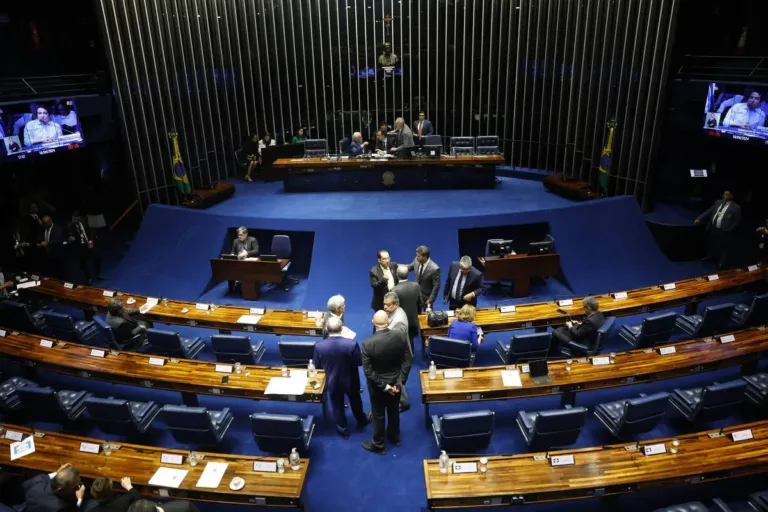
top-left (438, 450), bottom-right (450, 473)
top-left (307, 359), bottom-right (317, 377)
top-left (289, 448), bottom-right (301, 470)
top-left (429, 361), bottom-right (437, 380)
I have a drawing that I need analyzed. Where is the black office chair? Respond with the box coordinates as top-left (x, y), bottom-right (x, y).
top-left (731, 292), bottom-right (768, 328)
top-left (675, 303), bottom-right (736, 339)
top-left (594, 392), bottom-right (670, 439)
top-left (516, 406), bottom-right (587, 451)
top-left (339, 137), bottom-right (351, 154)
top-left (742, 373), bottom-right (768, 410)
top-left (669, 379), bottom-right (746, 423)
top-left (618, 312), bottom-right (678, 349)
top-left (495, 332), bottom-right (551, 364)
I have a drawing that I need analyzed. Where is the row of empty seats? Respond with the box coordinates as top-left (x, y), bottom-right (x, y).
top-left (657, 488), bottom-right (768, 512)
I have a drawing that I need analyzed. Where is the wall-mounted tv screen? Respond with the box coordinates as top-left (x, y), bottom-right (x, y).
top-left (0, 98), bottom-right (85, 162)
top-left (703, 82), bottom-right (768, 144)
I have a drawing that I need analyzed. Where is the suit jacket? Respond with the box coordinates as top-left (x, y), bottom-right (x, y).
top-left (232, 236), bottom-right (260, 257)
top-left (67, 220), bottom-right (95, 248)
top-left (697, 200), bottom-right (741, 232)
top-left (393, 280), bottom-right (422, 333)
top-left (361, 328), bottom-right (412, 391)
top-left (37, 224), bottom-right (65, 253)
top-left (394, 126), bottom-right (415, 150)
top-left (322, 312), bottom-right (343, 339)
top-left (106, 309), bottom-right (144, 344)
top-left (313, 335), bottom-right (362, 394)
top-left (443, 262), bottom-right (484, 307)
top-left (348, 140), bottom-right (365, 155)
top-left (568, 311), bottom-right (605, 348)
top-left (407, 258), bottom-right (440, 306)
top-left (21, 214), bottom-right (43, 243)
top-left (22, 474), bottom-right (78, 512)
top-left (88, 489), bottom-right (142, 512)
top-left (413, 119), bottom-right (434, 137)
top-left (369, 263), bottom-right (399, 310)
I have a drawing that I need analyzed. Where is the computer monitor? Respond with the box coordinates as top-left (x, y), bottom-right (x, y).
top-left (260, 254), bottom-right (278, 261)
top-left (528, 240), bottom-right (553, 255)
top-left (488, 239), bottom-right (514, 257)
top-left (451, 146), bottom-right (474, 156)
top-left (423, 145), bottom-right (442, 158)
top-left (529, 359), bottom-right (551, 384)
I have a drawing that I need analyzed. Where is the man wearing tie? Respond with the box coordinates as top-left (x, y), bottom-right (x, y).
top-left (229, 226), bottom-right (260, 292)
top-left (694, 190), bottom-right (742, 270)
top-left (406, 246), bottom-right (440, 310)
top-left (413, 111), bottom-right (434, 146)
top-left (393, 266), bottom-right (422, 352)
top-left (443, 256), bottom-right (485, 310)
top-left (68, 210), bottom-right (102, 284)
top-left (313, 316), bottom-right (371, 439)
top-left (37, 216), bottom-right (65, 278)
top-left (370, 250), bottom-right (399, 311)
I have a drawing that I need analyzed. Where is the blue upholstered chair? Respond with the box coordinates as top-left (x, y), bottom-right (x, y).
top-left (0, 300), bottom-right (46, 333)
top-left (84, 397), bottom-right (160, 436)
top-left (161, 405), bottom-right (233, 446)
top-left (0, 377), bottom-right (38, 412)
top-left (516, 406), bottom-right (587, 451)
top-left (495, 332), bottom-right (551, 364)
top-left (250, 413), bottom-right (315, 455)
top-left (675, 303), bottom-right (736, 338)
top-left (749, 489), bottom-right (768, 512)
top-left (652, 503), bottom-right (709, 512)
top-left (743, 373), bottom-right (768, 410)
top-left (278, 340), bottom-right (317, 367)
top-left (618, 311), bottom-right (678, 349)
top-left (561, 317), bottom-right (616, 357)
top-left (42, 311), bottom-right (99, 344)
top-left (669, 379), bottom-right (746, 423)
top-left (16, 386), bottom-right (89, 423)
top-left (211, 335), bottom-right (266, 365)
top-left (594, 392), bottom-right (670, 439)
top-left (430, 410), bottom-right (495, 454)
top-left (93, 316), bottom-right (144, 351)
top-left (271, 235), bottom-right (299, 287)
top-left (146, 328), bottom-right (204, 359)
top-left (731, 292), bottom-right (768, 328)
top-left (429, 336), bottom-right (476, 368)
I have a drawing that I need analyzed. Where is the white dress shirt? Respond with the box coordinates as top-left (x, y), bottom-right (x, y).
top-left (380, 265), bottom-right (394, 291)
top-left (713, 201), bottom-right (730, 228)
top-left (722, 103), bottom-right (766, 129)
top-left (23, 120), bottom-right (63, 147)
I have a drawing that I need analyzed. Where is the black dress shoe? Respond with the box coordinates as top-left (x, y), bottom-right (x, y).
top-left (361, 441), bottom-right (386, 455)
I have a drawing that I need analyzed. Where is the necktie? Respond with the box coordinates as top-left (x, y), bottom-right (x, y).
top-left (418, 263), bottom-right (425, 280)
top-left (714, 203), bottom-right (727, 228)
top-left (451, 272), bottom-right (465, 300)
top-left (418, 121), bottom-right (423, 136)
top-left (79, 223), bottom-right (88, 243)
top-left (45, 227), bottom-right (51, 244)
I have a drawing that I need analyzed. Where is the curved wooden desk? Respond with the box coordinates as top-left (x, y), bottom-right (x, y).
top-left (0, 328), bottom-right (326, 409)
top-left (419, 326), bottom-right (767, 426)
top-left (18, 276), bottom-right (324, 336)
top-left (0, 423), bottom-right (309, 509)
top-left (418, 265), bottom-right (766, 347)
top-left (423, 421), bottom-right (768, 509)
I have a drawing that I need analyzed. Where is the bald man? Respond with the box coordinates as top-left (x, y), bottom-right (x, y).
top-left (361, 310), bottom-right (412, 454)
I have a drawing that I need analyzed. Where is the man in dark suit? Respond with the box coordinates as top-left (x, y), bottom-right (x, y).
top-left (406, 245), bottom-right (441, 309)
top-left (348, 132), bottom-right (368, 155)
top-left (393, 266), bottom-right (422, 351)
top-left (361, 310), bottom-right (412, 454)
top-left (443, 256), bottom-right (484, 310)
top-left (314, 316), bottom-right (371, 438)
top-left (413, 111), bottom-right (434, 146)
top-left (89, 476), bottom-right (141, 512)
top-left (369, 249), bottom-right (399, 311)
top-left (23, 463), bottom-right (86, 512)
top-left (37, 215), bottom-right (66, 278)
top-left (552, 297), bottom-right (605, 354)
top-left (231, 226), bottom-right (259, 259)
top-left (67, 210), bottom-right (102, 284)
top-left (128, 499), bottom-right (200, 512)
top-left (106, 298), bottom-right (147, 350)
top-left (694, 190), bottom-right (742, 269)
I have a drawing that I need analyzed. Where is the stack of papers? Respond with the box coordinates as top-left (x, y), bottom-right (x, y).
top-left (265, 377), bottom-right (308, 395)
top-left (236, 315), bottom-right (262, 325)
top-left (195, 462), bottom-right (228, 488)
top-left (149, 467), bottom-right (188, 488)
top-left (16, 281), bottom-right (40, 289)
top-left (500, 370), bottom-right (522, 388)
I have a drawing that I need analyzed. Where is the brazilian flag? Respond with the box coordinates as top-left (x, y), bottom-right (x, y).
top-left (599, 121), bottom-right (616, 193)
top-left (170, 131), bottom-right (192, 195)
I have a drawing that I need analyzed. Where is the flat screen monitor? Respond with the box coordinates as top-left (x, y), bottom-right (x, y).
top-left (423, 145), bottom-right (442, 157)
top-left (702, 82), bottom-right (768, 144)
top-left (488, 239), bottom-right (514, 257)
top-left (528, 240), bottom-right (553, 255)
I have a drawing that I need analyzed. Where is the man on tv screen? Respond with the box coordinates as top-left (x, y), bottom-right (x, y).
top-left (722, 91), bottom-right (766, 130)
top-left (23, 106), bottom-right (63, 147)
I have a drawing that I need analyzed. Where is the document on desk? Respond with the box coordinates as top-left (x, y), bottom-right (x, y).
top-left (500, 370), bottom-right (522, 387)
top-left (195, 462), bottom-right (228, 488)
top-left (149, 467), bottom-right (188, 488)
top-left (16, 280), bottom-right (40, 289)
top-left (140, 298), bottom-right (158, 314)
top-left (236, 315), bottom-right (262, 325)
top-left (265, 376), bottom-right (308, 395)
top-left (341, 326), bottom-right (356, 339)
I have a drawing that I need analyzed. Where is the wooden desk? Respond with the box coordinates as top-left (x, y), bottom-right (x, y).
top-left (19, 276), bottom-right (324, 337)
top-left (419, 265), bottom-right (766, 344)
top-left (0, 328), bottom-right (326, 408)
top-left (210, 257), bottom-right (289, 300)
top-left (0, 423), bottom-right (309, 509)
top-left (423, 421), bottom-right (768, 509)
top-left (479, 253), bottom-right (561, 297)
top-left (419, 325), bottom-right (767, 426)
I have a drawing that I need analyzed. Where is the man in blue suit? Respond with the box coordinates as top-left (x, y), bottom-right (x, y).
top-left (443, 256), bottom-right (484, 310)
top-left (348, 132), bottom-right (368, 155)
top-left (314, 316), bottom-right (371, 438)
top-left (413, 111), bottom-right (434, 146)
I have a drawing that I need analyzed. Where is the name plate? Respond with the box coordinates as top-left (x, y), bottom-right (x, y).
top-left (63, 282), bottom-right (74, 289)
top-left (732, 429), bottom-right (753, 442)
top-left (452, 462), bottom-right (477, 474)
top-left (661, 283), bottom-right (676, 291)
top-left (250, 307), bottom-right (265, 315)
top-left (195, 303), bottom-right (209, 311)
top-left (612, 292), bottom-right (628, 300)
top-left (643, 443), bottom-right (666, 456)
top-left (79, 442), bottom-right (100, 454)
top-left (520, 365), bottom-right (530, 373)
top-left (707, 274), bottom-right (720, 282)
top-left (591, 357), bottom-right (611, 366)
top-left (103, 290), bottom-right (115, 297)
top-left (161, 453), bottom-right (184, 465)
top-left (446, 310), bottom-right (455, 317)
top-left (215, 365), bottom-right (233, 374)
top-left (748, 265), bottom-right (759, 272)
top-left (720, 334), bottom-right (735, 344)
top-left (253, 461), bottom-right (277, 473)
top-left (550, 454), bottom-right (575, 466)
top-left (148, 357), bottom-right (166, 366)
top-left (306, 311), bottom-right (322, 319)
top-left (499, 305), bottom-right (516, 313)
top-left (5, 430), bottom-right (24, 441)
top-left (443, 369), bottom-right (464, 379)
top-left (558, 299), bottom-right (574, 307)
top-left (658, 346), bottom-right (677, 355)
top-left (40, 339), bottom-right (54, 348)
top-left (0, 330), bottom-right (5, 337)
top-left (90, 349), bottom-right (106, 358)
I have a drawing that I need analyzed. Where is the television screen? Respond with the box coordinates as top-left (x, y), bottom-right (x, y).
top-left (0, 98), bottom-right (85, 162)
top-left (702, 82), bottom-right (768, 144)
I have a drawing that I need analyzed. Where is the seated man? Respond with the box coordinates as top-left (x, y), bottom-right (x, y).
top-left (552, 296), bottom-right (604, 354)
top-left (348, 132), bottom-right (368, 155)
top-left (106, 298), bottom-right (147, 350)
top-left (232, 226), bottom-right (259, 260)
top-left (23, 462), bottom-right (86, 512)
top-left (722, 91), bottom-right (766, 130)
top-left (23, 106), bottom-right (63, 147)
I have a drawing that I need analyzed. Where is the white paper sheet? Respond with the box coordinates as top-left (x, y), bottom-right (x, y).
top-left (10, 436), bottom-right (35, 461)
top-left (148, 467), bottom-right (188, 488)
top-left (195, 462), bottom-right (228, 488)
top-left (341, 326), bottom-right (356, 339)
top-left (236, 315), bottom-right (262, 325)
top-left (16, 281), bottom-right (40, 289)
top-left (500, 370), bottom-right (522, 387)
top-left (265, 377), bottom-right (308, 395)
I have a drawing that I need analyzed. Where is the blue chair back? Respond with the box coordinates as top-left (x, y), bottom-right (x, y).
top-left (638, 312), bottom-right (678, 346)
top-left (507, 332), bottom-right (551, 363)
top-left (697, 303), bottom-right (735, 337)
top-left (250, 413), bottom-right (307, 454)
top-left (697, 380), bottom-right (746, 419)
top-left (212, 335), bottom-right (255, 364)
top-left (271, 235), bottom-right (292, 259)
top-left (278, 340), bottom-right (317, 367)
top-left (0, 300), bottom-right (44, 333)
top-left (531, 408), bottom-right (586, 449)
top-left (84, 397), bottom-right (138, 435)
top-left (616, 392), bottom-right (669, 437)
top-left (93, 316), bottom-right (117, 348)
top-left (42, 311), bottom-right (78, 341)
top-left (744, 293), bottom-right (768, 327)
top-left (162, 406), bottom-right (220, 445)
top-left (147, 329), bottom-right (185, 357)
top-left (16, 387), bottom-right (68, 422)
top-left (429, 336), bottom-right (473, 368)
top-left (438, 411), bottom-right (495, 453)
top-left (594, 317), bottom-right (616, 351)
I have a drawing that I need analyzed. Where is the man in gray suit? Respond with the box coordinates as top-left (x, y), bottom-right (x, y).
top-left (231, 226), bottom-right (259, 259)
top-left (695, 190), bottom-right (742, 269)
top-left (105, 298), bottom-right (147, 350)
top-left (389, 117), bottom-right (414, 157)
top-left (407, 245), bottom-right (441, 310)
